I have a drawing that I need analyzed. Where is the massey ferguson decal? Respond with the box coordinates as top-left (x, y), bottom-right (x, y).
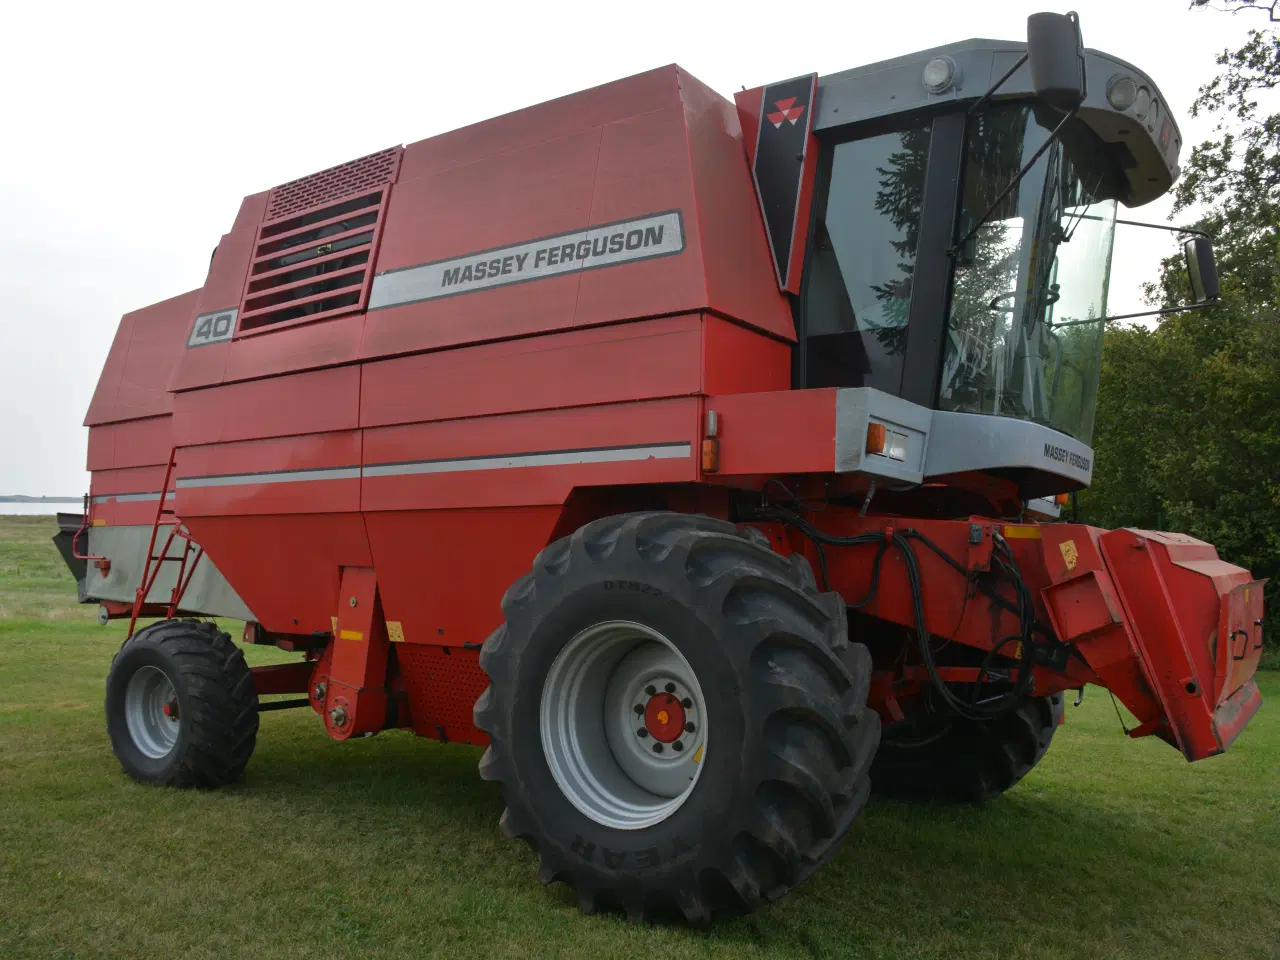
top-left (368, 211), bottom-right (684, 309)
top-left (751, 74), bottom-right (817, 290)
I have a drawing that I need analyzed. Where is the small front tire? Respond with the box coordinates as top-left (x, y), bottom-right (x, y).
top-left (105, 619), bottom-right (258, 788)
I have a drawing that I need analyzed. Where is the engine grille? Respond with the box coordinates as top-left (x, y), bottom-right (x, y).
top-left (265, 147), bottom-right (401, 221)
top-left (238, 147), bottom-right (403, 333)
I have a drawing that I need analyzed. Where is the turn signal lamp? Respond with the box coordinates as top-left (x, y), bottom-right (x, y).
top-left (702, 410), bottom-right (720, 473)
top-left (1055, 493), bottom-right (1070, 506)
top-left (866, 423), bottom-right (887, 455)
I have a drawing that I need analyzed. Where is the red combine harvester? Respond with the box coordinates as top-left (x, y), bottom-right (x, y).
top-left (59, 12), bottom-right (1265, 922)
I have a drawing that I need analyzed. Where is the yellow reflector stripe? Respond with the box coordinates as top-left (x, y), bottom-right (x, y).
top-left (1002, 525), bottom-right (1042, 540)
top-left (91, 519), bottom-right (106, 526)
top-left (338, 629), bottom-right (364, 641)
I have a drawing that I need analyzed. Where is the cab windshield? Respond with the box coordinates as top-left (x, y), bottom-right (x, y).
top-left (939, 105), bottom-right (1119, 444)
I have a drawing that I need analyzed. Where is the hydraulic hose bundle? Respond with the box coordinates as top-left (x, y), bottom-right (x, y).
top-left (748, 505), bottom-right (1039, 721)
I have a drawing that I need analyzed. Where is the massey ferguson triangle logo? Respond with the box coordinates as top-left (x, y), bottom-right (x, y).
top-left (765, 97), bottom-right (806, 128)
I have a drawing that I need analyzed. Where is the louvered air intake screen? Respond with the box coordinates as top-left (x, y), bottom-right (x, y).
top-left (237, 147), bottom-right (402, 333)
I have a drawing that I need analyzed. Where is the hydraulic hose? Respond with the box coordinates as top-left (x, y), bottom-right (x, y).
top-left (748, 505), bottom-right (1038, 720)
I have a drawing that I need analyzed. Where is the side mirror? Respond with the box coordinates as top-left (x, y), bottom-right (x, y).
top-left (1184, 236), bottom-right (1220, 303)
top-left (1026, 12), bottom-right (1087, 112)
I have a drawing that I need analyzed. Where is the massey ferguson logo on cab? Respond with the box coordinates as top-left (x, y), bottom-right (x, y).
top-left (1044, 442), bottom-right (1091, 472)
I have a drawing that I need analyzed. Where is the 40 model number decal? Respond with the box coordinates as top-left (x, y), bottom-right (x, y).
top-left (187, 308), bottom-right (237, 348)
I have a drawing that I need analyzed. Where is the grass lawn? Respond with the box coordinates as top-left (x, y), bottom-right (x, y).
top-left (0, 514), bottom-right (1277, 959)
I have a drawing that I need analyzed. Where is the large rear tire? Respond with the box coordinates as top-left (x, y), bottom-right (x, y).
top-left (871, 693), bottom-right (1064, 802)
top-left (105, 619), bottom-right (258, 788)
top-left (474, 512), bottom-right (879, 923)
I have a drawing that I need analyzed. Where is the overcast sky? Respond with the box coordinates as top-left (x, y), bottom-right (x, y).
top-left (0, 0), bottom-right (1254, 496)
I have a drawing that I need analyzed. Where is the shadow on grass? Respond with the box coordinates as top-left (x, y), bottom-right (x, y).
top-left (224, 715), bottom-right (1210, 953)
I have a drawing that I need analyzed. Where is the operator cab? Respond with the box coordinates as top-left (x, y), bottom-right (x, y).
top-left (776, 15), bottom-right (1196, 497)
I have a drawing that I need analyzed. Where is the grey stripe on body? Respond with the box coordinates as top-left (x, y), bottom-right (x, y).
top-left (172, 442), bottom-right (693, 491)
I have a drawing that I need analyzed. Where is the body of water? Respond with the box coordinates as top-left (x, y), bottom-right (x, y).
top-left (0, 503), bottom-right (81, 517)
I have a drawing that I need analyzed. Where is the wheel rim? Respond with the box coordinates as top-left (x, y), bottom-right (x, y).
top-left (124, 665), bottom-right (181, 759)
top-left (540, 621), bottom-right (708, 830)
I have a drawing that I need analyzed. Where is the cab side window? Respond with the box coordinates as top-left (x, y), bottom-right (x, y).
top-left (801, 125), bottom-right (931, 392)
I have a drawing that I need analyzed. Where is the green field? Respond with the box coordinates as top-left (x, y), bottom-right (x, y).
top-left (1, 514), bottom-right (1277, 959)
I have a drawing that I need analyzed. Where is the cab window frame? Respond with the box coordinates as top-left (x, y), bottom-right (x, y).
top-left (793, 105), bottom-right (967, 407)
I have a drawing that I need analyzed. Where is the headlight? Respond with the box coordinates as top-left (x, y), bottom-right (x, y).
top-left (923, 56), bottom-right (957, 94)
top-left (1107, 75), bottom-right (1139, 111)
top-left (1134, 86), bottom-right (1152, 120)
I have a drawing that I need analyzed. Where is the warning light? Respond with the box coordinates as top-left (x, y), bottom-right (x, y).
top-left (866, 423), bottom-right (886, 455)
top-left (701, 438), bottom-right (719, 473)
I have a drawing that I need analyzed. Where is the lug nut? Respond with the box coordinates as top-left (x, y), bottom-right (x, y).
top-left (652, 743), bottom-right (664, 754)
top-left (329, 705), bottom-right (348, 727)
top-left (673, 740), bottom-right (684, 752)
top-left (645, 685), bottom-right (656, 696)
top-left (664, 682), bottom-right (676, 693)
top-left (681, 697), bottom-right (692, 709)
top-left (633, 704), bottom-right (644, 715)
top-left (636, 728), bottom-right (649, 738)
top-left (685, 722), bottom-right (695, 733)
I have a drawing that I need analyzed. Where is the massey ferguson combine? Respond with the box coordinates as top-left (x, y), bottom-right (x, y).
top-left (60, 12), bottom-right (1265, 923)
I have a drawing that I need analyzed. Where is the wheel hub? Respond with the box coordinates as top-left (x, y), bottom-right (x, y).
top-left (540, 620), bottom-right (708, 830)
top-left (124, 665), bottom-right (181, 760)
top-left (641, 690), bottom-right (687, 743)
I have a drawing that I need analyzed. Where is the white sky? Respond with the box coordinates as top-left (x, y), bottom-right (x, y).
top-left (0, 0), bottom-right (1255, 496)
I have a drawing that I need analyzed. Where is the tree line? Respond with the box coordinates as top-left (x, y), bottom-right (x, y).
top-left (1079, 1), bottom-right (1280, 644)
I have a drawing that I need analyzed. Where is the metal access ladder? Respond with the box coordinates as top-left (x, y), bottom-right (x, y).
top-left (127, 448), bottom-right (203, 638)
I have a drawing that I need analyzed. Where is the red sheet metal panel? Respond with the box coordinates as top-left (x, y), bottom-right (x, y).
top-left (359, 124), bottom-right (603, 359)
top-left (155, 64), bottom-right (791, 407)
top-left (168, 192), bottom-right (270, 393)
top-left (175, 430), bottom-right (362, 518)
top-left (109, 416), bottom-right (173, 469)
top-left (360, 315), bottom-right (703, 429)
top-left (702, 317), bottom-right (790, 396)
top-left (223, 313), bottom-right (366, 384)
top-left (707, 389), bottom-right (837, 476)
top-left (84, 314), bottom-right (135, 427)
top-left (89, 465), bottom-right (172, 527)
top-left (367, 504), bottom-right (561, 656)
top-left (1096, 527), bottom-right (1264, 759)
top-left (736, 86), bottom-right (764, 168)
top-left (173, 365), bottom-right (360, 446)
top-left (572, 103), bottom-right (706, 329)
top-left (86, 290), bottom-right (200, 426)
top-left (179, 512), bottom-right (373, 635)
top-left (682, 70), bottom-right (795, 336)
top-left (360, 398), bottom-right (699, 512)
